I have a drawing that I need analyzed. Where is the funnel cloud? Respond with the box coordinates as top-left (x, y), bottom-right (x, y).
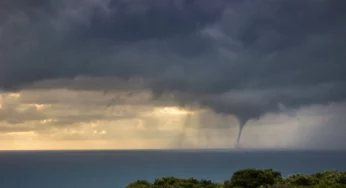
top-left (1, 0), bottom-right (346, 146)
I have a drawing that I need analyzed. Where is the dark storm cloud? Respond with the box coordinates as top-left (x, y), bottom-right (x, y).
top-left (0, 0), bottom-right (224, 90)
top-left (1, 0), bottom-right (346, 123)
top-left (82, 0), bottom-right (224, 42)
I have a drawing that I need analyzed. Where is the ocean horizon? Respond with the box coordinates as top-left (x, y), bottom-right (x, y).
top-left (1, 149), bottom-right (346, 188)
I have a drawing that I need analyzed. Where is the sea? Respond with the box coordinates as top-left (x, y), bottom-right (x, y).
top-left (1, 150), bottom-right (346, 188)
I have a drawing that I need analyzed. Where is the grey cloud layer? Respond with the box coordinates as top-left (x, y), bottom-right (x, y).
top-left (1, 0), bottom-right (346, 122)
top-left (0, 92), bottom-right (137, 129)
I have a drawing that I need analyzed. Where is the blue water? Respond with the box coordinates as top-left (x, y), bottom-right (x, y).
top-left (1, 150), bottom-right (346, 188)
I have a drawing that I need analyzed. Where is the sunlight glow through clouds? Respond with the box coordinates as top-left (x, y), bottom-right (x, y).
top-left (151, 107), bottom-right (195, 116)
top-left (0, 94), bottom-right (2, 109)
top-left (157, 107), bottom-right (195, 115)
top-left (40, 119), bottom-right (55, 124)
top-left (33, 104), bottom-right (50, 110)
top-left (0, 89), bottom-right (345, 150)
top-left (8, 93), bottom-right (20, 98)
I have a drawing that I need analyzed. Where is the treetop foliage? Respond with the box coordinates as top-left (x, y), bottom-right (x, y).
top-left (126, 168), bottom-right (346, 188)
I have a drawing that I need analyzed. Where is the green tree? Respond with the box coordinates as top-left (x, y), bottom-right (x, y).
top-left (225, 168), bottom-right (282, 188)
top-left (285, 174), bottom-right (319, 186)
top-left (126, 180), bottom-right (152, 188)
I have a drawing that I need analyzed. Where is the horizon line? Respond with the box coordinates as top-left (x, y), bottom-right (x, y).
top-left (1, 148), bottom-right (346, 152)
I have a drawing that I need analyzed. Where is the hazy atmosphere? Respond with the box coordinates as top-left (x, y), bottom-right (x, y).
top-left (1, 0), bottom-right (346, 150)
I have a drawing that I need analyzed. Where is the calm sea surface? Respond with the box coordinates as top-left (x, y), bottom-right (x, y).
top-left (1, 150), bottom-right (346, 188)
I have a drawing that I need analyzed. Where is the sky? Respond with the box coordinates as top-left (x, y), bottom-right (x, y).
top-left (0, 0), bottom-right (346, 150)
